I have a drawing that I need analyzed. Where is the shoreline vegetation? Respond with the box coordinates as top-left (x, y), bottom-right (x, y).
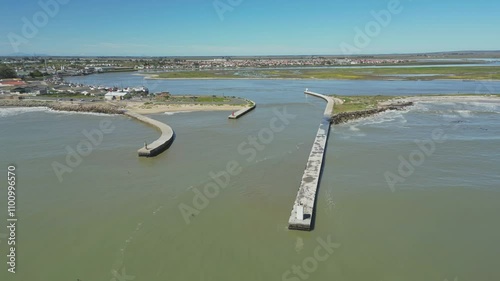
top-left (124, 95), bottom-right (252, 114)
top-left (143, 65), bottom-right (500, 81)
top-left (329, 95), bottom-right (413, 124)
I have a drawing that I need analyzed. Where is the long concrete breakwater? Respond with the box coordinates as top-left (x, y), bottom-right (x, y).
top-left (288, 90), bottom-right (334, 231)
top-left (228, 99), bottom-right (256, 119)
top-left (124, 111), bottom-right (175, 157)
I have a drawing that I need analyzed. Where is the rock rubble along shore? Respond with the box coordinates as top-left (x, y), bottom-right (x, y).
top-left (0, 100), bottom-right (125, 114)
top-left (331, 102), bottom-right (413, 124)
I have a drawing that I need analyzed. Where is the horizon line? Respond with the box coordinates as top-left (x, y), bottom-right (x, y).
top-left (2, 50), bottom-right (500, 58)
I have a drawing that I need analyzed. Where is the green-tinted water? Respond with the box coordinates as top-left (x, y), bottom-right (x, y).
top-left (1, 83), bottom-right (500, 281)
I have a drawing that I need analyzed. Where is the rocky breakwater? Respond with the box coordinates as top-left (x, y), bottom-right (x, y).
top-left (50, 103), bottom-right (125, 114)
top-left (0, 100), bottom-right (125, 114)
top-left (331, 102), bottom-right (413, 124)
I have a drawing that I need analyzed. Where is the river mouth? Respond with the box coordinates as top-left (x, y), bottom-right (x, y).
top-left (1, 76), bottom-right (500, 281)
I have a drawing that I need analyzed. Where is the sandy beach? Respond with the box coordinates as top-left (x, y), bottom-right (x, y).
top-left (2, 95), bottom-right (497, 116)
top-left (122, 101), bottom-right (246, 114)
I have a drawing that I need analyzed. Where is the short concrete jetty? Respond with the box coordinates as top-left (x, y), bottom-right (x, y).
top-left (228, 100), bottom-right (256, 119)
top-left (124, 111), bottom-right (175, 157)
top-left (288, 90), bottom-right (334, 231)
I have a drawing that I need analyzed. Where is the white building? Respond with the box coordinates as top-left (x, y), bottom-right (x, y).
top-left (105, 91), bottom-right (128, 100)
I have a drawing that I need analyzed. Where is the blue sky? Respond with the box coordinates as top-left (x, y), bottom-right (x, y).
top-left (0, 0), bottom-right (499, 56)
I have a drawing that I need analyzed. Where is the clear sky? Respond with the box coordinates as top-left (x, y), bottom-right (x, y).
top-left (0, 0), bottom-right (499, 56)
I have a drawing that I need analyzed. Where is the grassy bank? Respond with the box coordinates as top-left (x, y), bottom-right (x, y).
top-left (149, 94), bottom-right (247, 105)
top-left (328, 95), bottom-right (412, 124)
top-left (330, 95), bottom-right (396, 113)
top-left (149, 65), bottom-right (500, 80)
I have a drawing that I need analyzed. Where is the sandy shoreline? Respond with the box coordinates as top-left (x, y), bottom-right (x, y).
top-left (123, 102), bottom-right (246, 114)
top-left (1, 95), bottom-right (498, 116)
top-left (0, 99), bottom-right (248, 115)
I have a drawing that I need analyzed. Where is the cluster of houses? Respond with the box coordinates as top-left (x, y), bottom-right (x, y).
top-left (104, 87), bottom-right (150, 100)
top-left (0, 79), bottom-right (47, 95)
top-left (2, 56), bottom-right (415, 80)
top-left (133, 58), bottom-right (412, 70)
top-left (0, 76), bottom-right (150, 100)
top-left (1, 57), bottom-right (136, 78)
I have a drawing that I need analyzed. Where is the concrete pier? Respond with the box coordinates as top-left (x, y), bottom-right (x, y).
top-left (288, 90), bottom-right (334, 231)
top-left (228, 100), bottom-right (256, 119)
top-left (124, 111), bottom-right (175, 157)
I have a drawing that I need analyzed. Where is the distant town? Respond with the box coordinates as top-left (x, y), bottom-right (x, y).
top-left (1, 51), bottom-right (498, 98)
top-left (0, 56), bottom-right (416, 76)
top-left (0, 56), bottom-right (411, 98)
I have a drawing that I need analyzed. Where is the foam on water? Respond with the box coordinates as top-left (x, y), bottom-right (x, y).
top-left (332, 100), bottom-right (497, 140)
top-left (334, 124), bottom-right (367, 139)
top-left (411, 101), bottom-right (500, 123)
top-left (333, 108), bottom-right (412, 140)
top-left (410, 102), bottom-right (431, 113)
top-left (355, 109), bottom-right (408, 126)
top-left (0, 107), bottom-right (48, 118)
top-left (455, 110), bottom-right (473, 118)
top-left (468, 101), bottom-right (500, 113)
top-left (349, 125), bottom-right (360, 132)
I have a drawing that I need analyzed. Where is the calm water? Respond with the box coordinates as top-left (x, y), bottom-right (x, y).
top-left (1, 76), bottom-right (500, 281)
top-left (65, 72), bottom-right (500, 97)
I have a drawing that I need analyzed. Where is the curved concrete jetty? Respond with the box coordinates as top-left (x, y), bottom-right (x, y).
top-left (124, 111), bottom-right (175, 157)
top-left (304, 90), bottom-right (335, 116)
top-left (288, 90), bottom-right (334, 231)
top-left (228, 100), bottom-right (256, 119)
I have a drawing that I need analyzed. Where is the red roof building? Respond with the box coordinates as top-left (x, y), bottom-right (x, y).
top-left (0, 79), bottom-right (27, 87)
